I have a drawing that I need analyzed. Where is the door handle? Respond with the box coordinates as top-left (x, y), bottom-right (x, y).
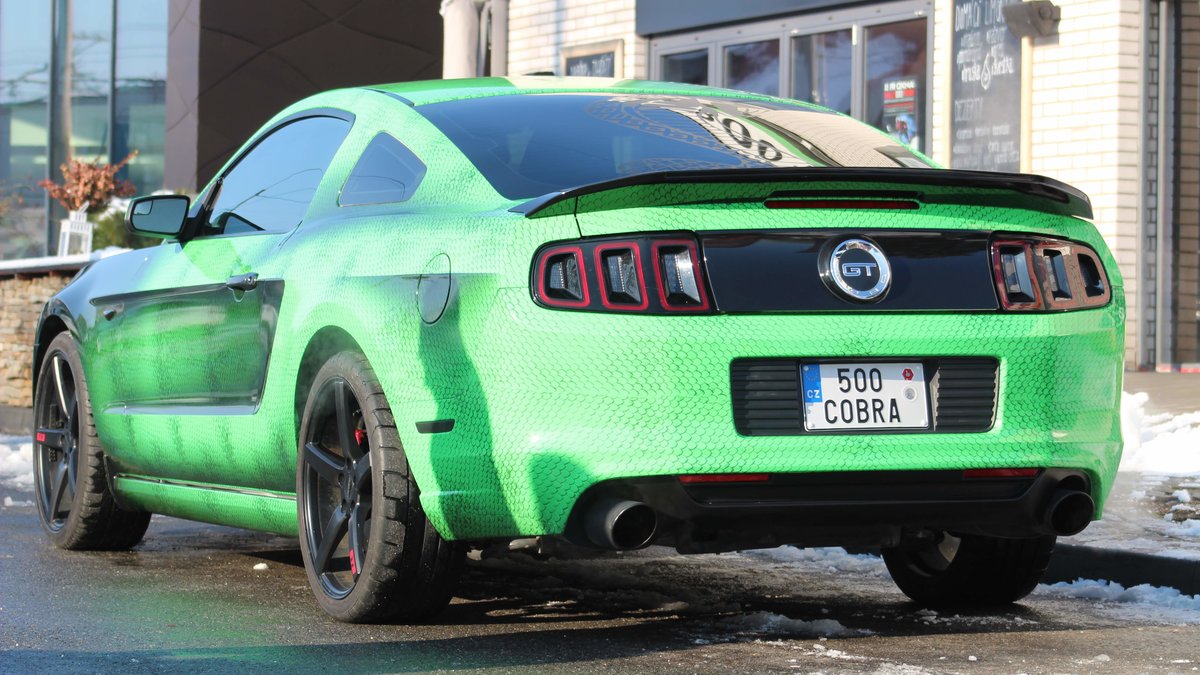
top-left (226, 272), bottom-right (259, 291)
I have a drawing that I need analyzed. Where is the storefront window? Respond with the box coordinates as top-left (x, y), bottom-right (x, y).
top-left (66, 0), bottom-right (113, 161)
top-left (0, 0), bottom-right (52, 259)
top-left (723, 39), bottom-right (779, 96)
top-left (865, 19), bottom-right (926, 152)
top-left (792, 30), bottom-right (852, 115)
top-left (662, 49), bottom-right (708, 85)
top-left (651, 3), bottom-right (930, 156)
top-left (114, 0), bottom-right (167, 195)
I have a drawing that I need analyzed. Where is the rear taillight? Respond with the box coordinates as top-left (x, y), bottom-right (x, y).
top-left (533, 235), bottom-right (713, 314)
top-left (990, 236), bottom-right (1111, 311)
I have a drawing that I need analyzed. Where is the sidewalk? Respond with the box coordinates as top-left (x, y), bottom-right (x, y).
top-left (1044, 371), bottom-right (1200, 593)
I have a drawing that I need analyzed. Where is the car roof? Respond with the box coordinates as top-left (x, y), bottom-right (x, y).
top-left (365, 76), bottom-right (815, 108)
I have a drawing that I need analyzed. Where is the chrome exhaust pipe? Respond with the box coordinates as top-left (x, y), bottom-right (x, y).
top-left (584, 498), bottom-right (657, 550)
top-left (1044, 488), bottom-right (1095, 536)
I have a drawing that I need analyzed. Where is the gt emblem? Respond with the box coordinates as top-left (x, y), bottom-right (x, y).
top-left (841, 262), bottom-right (878, 278)
top-left (821, 237), bottom-right (893, 303)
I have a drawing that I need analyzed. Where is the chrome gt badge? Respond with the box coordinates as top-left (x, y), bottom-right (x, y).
top-left (820, 237), bottom-right (892, 303)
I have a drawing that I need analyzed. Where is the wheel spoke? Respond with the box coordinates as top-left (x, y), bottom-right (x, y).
top-left (49, 463), bottom-right (71, 518)
top-left (313, 505), bottom-right (349, 574)
top-left (52, 355), bottom-right (70, 414)
top-left (353, 457), bottom-right (371, 488)
top-left (333, 380), bottom-right (362, 461)
top-left (303, 442), bottom-right (343, 485)
top-left (35, 428), bottom-right (66, 450)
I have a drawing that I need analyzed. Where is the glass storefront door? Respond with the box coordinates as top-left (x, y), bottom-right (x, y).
top-left (652, 2), bottom-right (930, 154)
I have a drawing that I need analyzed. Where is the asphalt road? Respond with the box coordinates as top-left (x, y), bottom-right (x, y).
top-left (2, 487), bottom-right (1199, 674)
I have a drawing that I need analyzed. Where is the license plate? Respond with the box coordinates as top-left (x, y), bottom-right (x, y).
top-left (801, 362), bottom-right (929, 431)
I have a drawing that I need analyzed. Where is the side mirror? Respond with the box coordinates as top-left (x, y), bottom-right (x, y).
top-left (126, 195), bottom-right (190, 238)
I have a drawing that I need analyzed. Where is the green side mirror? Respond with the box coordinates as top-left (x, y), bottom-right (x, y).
top-left (126, 195), bottom-right (190, 238)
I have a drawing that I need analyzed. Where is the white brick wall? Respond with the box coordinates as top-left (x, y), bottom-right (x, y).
top-left (1022, 0), bottom-right (1144, 363)
top-left (508, 0), bottom-right (648, 78)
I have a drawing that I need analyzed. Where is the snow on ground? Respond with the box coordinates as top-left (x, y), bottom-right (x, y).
top-left (1120, 392), bottom-right (1200, 475)
top-left (1037, 579), bottom-right (1200, 623)
top-left (738, 545), bottom-right (889, 578)
top-left (0, 435), bottom-right (34, 493)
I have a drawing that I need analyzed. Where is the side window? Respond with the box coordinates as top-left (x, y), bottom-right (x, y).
top-left (203, 115), bottom-right (351, 236)
top-left (339, 132), bottom-right (427, 206)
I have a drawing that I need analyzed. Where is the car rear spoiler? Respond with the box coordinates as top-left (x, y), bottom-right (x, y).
top-left (512, 167), bottom-right (1093, 220)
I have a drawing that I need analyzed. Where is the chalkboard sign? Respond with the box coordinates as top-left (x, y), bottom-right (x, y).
top-left (565, 51), bottom-right (615, 77)
top-left (951, 0), bottom-right (1022, 172)
top-left (562, 40), bottom-right (623, 78)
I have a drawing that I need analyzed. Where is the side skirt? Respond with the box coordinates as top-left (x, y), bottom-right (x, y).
top-left (114, 476), bottom-right (298, 537)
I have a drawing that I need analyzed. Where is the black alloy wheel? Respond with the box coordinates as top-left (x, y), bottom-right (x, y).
top-left (300, 375), bottom-right (372, 599)
top-left (35, 349), bottom-right (80, 533)
top-left (32, 333), bottom-right (150, 550)
top-left (297, 351), bottom-right (464, 623)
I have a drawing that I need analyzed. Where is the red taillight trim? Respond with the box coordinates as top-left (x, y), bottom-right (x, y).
top-left (36, 432), bottom-right (46, 443)
top-left (963, 468), bottom-right (1039, 479)
top-left (991, 239), bottom-right (1044, 311)
top-left (991, 235), bottom-right (1112, 312)
top-left (651, 239), bottom-right (711, 312)
top-left (535, 245), bottom-right (590, 309)
top-left (765, 199), bottom-right (919, 210)
top-left (678, 473), bottom-right (770, 484)
top-left (593, 241), bottom-right (650, 311)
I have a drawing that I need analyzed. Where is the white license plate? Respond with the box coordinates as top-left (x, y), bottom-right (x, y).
top-left (801, 362), bottom-right (929, 431)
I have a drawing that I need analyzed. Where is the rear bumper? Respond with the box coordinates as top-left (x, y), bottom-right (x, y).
top-left (403, 289), bottom-right (1125, 542)
top-left (564, 469), bottom-right (1091, 553)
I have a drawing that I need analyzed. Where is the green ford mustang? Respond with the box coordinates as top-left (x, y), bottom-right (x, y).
top-left (31, 77), bottom-right (1124, 622)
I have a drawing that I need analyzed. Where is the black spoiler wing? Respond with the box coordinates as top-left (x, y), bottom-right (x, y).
top-left (511, 168), bottom-right (1092, 220)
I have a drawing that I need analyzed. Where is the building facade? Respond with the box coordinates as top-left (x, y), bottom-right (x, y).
top-left (460, 0), bottom-right (1198, 370)
top-left (1, 0), bottom-right (1195, 371)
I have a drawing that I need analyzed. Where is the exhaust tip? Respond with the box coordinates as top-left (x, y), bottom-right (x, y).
top-left (1047, 489), bottom-right (1094, 536)
top-left (584, 499), bottom-right (657, 550)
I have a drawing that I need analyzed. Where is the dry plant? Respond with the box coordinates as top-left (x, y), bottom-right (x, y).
top-left (39, 151), bottom-right (139, 214)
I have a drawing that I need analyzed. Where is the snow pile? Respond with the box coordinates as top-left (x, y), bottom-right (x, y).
top-left (0, 436), bottom-right (34, 490)
top-left (3, 496), bottom-right (33, 507)
top-left (1038, 579), bottom-right (1200, 615)
top-left (1119, 392), bottom-right (1200, 474)
top-left (739, 546), bottom-right (889, 578)
top-left (716, 611), bottom-right (869, 638)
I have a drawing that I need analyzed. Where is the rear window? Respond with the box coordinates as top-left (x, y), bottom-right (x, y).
top-left (417, 93), bottom-right (933, 200)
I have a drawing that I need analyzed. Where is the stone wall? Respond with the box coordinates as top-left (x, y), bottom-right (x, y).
top-left (0, 269), bottom-right (77, 408)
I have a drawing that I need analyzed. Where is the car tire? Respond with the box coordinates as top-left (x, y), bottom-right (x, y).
top-left (882, 532), bottom-right (1056, 606)
top-left (33, 332), bottom-right (151, 550)
top-left (297, 351), bottom-right (464, 623)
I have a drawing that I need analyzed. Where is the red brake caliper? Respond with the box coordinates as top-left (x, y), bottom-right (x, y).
top-left (350, 427), bottom-right (366, 576)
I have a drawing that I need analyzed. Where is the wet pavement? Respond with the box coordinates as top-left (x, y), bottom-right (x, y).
top-left (3, 486), bottom-right (1200, 673)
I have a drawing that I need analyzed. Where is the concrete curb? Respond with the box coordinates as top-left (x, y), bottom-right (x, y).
top-left (0, 404), bottom-right (32, 435)
top-left (1045, 543), bottom-right (1200, 595)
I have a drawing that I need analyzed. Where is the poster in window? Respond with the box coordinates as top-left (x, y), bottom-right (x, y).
top-left (950, 0), bottom-right (1022, 172)
top-left (883, 78), bottom-right (921, 149)
top-left (561, 40), bottom-right (623, 78)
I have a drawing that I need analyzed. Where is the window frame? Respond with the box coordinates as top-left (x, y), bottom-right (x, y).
top-left (187, 107), bottom-right (355, 240)
top-left (650, 1), bottom-right (932, 153)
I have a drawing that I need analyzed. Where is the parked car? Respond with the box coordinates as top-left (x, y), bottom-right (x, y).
top-left (32, 77), bottom-right (1124, 622)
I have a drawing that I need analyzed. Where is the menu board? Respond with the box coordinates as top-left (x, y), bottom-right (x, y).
top-left (950, 0), bottom-right (1022, 172)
